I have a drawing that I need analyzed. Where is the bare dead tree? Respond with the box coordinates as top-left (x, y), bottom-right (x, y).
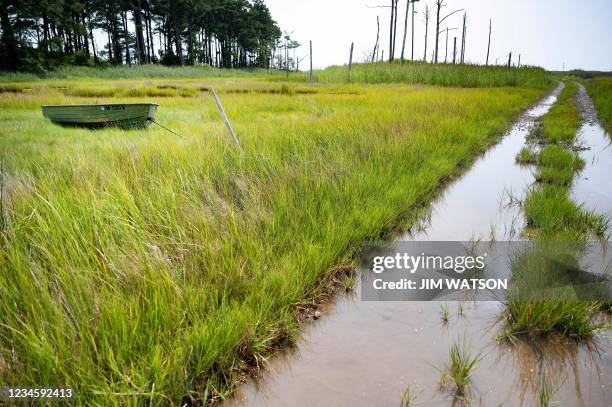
top-left (434, 0), bottom-right (463, 64)
top-left (423, 4), bottom-right (430, 62)
top-left (389, 0), bottom-right (395, 61)
top-left (400, 0), bottom-right (410, 62)
top-left (444, 27), bottom-right (457, 63)
top-left (486, 18), bottom-right (492, 66)
top-left (518, 54), bottom-right (521, 67)
top-left (372, 16), bottom-right (380, 62)
top-left (411, 0), bottom-right (418, 60)
top-left (452, 36), bottom-right (457, 64)
top-left (460, 11), bottom-right (467, 64)
top-left (392, 0), bottom-right (399, 60)
top-left (507, 51), bottom-right (512, 67)
top-left (349, 42), bottom-right (354, 80)
top-left (389, 0), bottom-right (401, 61)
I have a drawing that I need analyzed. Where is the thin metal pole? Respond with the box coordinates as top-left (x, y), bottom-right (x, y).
top-left (210, 87), bottom-right (241, 150)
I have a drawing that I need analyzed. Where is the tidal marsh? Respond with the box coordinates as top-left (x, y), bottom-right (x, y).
top-left (0, 71), bottom-right (549, 403)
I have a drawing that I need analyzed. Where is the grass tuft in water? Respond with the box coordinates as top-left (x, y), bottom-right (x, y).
top-left (440, 339), bottom-right (482, 398)
top-left (516, 147), bottom-right (538, 165)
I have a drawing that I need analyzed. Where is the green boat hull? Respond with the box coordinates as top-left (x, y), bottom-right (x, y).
top-left (42, 103), bottom-right (158, 129)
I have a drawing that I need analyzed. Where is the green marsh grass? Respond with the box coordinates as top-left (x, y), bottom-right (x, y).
top-left (534, 145), bottom-right (584, 186)
top-left (585, 77), bottom-right (612, 134)
top-left (516, 147), bottom-right (538, 165)
top-left (540, 82), bottom-right (581, 145)
top-left (0, 76), bottom-right (548, 403)
top-left (310, 61), bottom-right (551, 88)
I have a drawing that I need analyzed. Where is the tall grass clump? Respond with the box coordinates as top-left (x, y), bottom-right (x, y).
top-left (440, 339), bottom-right (482, 398)
top-left (540, 82), bottom-right (581, 145)
top-left (310, 61), bottom-right (551, 88)
top-left (585, 76), bottom-right (612, 134)
top-left (0, 79), bottom-right (547, 403)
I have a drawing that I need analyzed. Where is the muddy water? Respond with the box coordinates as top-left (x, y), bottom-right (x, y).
top-left (226, 85), bottom-right (612, 407)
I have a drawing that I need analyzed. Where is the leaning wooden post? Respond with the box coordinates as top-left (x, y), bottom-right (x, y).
top-left (0, 154), bottom-right (4, 232)
top-left (518, 54), bottom-right (521, 68)
top-left (309, 40), bottom-right (313, 82)
top-left (452, 37), bottom-right (457, 64)
top-left (507, 52), bottom-right (512, 68)
top-left (210, 87), bottom-right (241, 150)
top-left (348, 42), bottom-right (354, 82)
top-left (486, 18), bottom-right (491, 66)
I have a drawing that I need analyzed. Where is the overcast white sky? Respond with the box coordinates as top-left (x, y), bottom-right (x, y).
top-left (264, 0), bottom-right (612, 71)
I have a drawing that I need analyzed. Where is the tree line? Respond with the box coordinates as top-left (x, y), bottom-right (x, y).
top-left (0, 0), bottom-right (283, 71)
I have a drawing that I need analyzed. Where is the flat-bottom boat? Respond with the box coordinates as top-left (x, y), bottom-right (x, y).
top-left (41, 103), bottom-right (158, 129)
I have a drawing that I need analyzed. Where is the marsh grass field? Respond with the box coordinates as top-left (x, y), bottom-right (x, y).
top-left (0, 64), bottom-right (610, 404)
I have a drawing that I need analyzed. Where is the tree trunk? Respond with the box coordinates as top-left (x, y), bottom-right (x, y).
top-left (388, 0), bottom-right (394, 61)
top-left (445, 28), bottom-right (448, 63)
top-left (0, 0), bottom-right (18, 70)
top-left (42, 13), bottom-right (50, 52)
top-left (174, 24), bottom-right (183, 65)
top-left (133, 1), bottom-right (147, 63)
top-left (411, 1), bottom-right (416, 60)
top-left (392, 0), bottom-right (398, 60)
top-left (461, 12), bottom-right (467, 64)
top-left (90, 25), bottom-right (97, 62)
top-left (146, 10), bottom-right (154, 62)
top-left (122, 12), bottom-right (131, 65)
top-left (423, 6), bottom-right (429, 62)
top-left (372, 16), bottom-right (380, 62)
top-left (82, 13), bottom-right (90, 57)
top-left (434, 1), bottom-right (441, 63)
top-left (187, 23), bottom-right (194, 65)
top-left (400, 0), bottom-right (409, 62)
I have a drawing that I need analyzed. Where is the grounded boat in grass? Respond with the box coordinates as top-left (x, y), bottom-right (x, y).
top-left (41, 103), bottom-right (158, 129)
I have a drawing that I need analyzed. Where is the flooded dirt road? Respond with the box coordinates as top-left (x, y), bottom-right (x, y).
top-left (226, 85), bottom-right (612, 407)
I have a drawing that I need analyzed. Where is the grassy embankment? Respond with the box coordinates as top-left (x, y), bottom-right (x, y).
top-left (585, 76), bottom-right (612, 134)
top-left (505, 82), bottom-right (610, 340)
top-left (0, 64), bottom-right (550, 403)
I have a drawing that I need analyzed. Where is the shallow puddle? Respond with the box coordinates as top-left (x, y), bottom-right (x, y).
top-left (226, 84), bottom-right (612, 407)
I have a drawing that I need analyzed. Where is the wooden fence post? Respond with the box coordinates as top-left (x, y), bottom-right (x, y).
top-left (486, 18), bottom-right (491, 66)
top-left (210, 87), bottom-right (241, 150)
top-left (348, 42), bottom-right (354, 81)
